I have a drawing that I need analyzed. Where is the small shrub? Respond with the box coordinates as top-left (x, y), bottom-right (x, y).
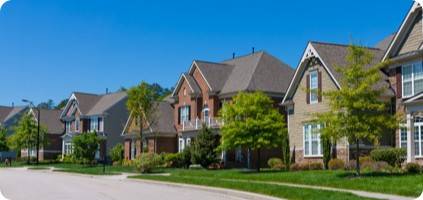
top-left (309, 162), bottom-right (323, 170)
top-left (370, 148), bottom-right (406, 167)
top-left (109, 144), bottom-right (124, 165)
top-left (372, 161), bottom-right (392, 173)
top-left (180, 146), bottom-right (192, 168)
top-left (268, 158), bottom-right (284, 170)
top-left (61, 155), bottom-right (76, 164)
top-left (134, 153), bottom-right (163, 173)
top-left (163, 153), bottom-right (180, 168)
top-left (290, 163), bottom-right (303, 171)
top-left (190, 126), bottom-right (219, 168)
top-left (406, 163), bottom-right (421, 174)
top-left (122, 159), bottom-right (134, 167)
top-left (328, 159), bottom-right (345, 170)
top-left (359, 156), bottom-right (372, 165)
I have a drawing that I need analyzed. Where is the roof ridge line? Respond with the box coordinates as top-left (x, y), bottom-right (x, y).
top-left (221, 51), bottom-right (264, 63)
top-left (310, 41), bottom-right (382, 51)
top-left (245, 51), bottom-right (265, 90)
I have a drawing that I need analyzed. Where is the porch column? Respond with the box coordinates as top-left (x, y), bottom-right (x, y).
top-left (406, 113), bottom-right (416, 163)
top-left (62, 140), bottom-right (65, 157)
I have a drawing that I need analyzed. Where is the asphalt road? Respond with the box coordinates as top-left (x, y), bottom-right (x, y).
top-left (0, 168), bottom-right (249, 200)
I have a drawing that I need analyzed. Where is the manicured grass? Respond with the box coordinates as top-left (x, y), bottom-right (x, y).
top-left (146, 169), bottom-right (423, 197)
top-left (132, 175), bottom-right (376, 200)
top-left (27, 166), bottom-right (51, 170)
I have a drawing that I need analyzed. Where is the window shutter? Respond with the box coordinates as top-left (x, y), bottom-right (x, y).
top-left (178, 107), bottom-right (181, 125)
top-left (318, 71), bottom-right (322, 102)
top-left (396, 67), bottom-right (402, 98)
top-left (306, 74), bottom-right (310, 104)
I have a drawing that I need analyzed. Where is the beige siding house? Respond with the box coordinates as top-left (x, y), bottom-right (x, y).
top-left (282, 41), bottom-right (394, 163)
top-left (383, 1), bottom-right (423, 164)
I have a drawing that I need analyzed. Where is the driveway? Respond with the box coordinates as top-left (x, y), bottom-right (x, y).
top-left (0, 168), bottom-right (255, 200)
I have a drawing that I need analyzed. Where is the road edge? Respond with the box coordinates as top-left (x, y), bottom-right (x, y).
top-left (129, 178), bottom-right (284, 200)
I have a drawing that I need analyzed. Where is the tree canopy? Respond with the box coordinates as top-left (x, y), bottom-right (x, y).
top-left (219, 91), bottom-right (287, 171)
top-left (0, 126), bottom-right (9, 151)
top-left (314, 45), bottom-right (399, 175)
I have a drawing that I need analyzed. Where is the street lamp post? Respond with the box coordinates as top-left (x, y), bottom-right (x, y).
top-left (22, 99), bottom-right (40, 165)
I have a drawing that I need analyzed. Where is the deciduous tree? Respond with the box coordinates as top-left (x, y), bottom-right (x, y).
top-left (315, 45), bottom-right (399, 176)
top-left (219, 92), bottom-right (286, 172)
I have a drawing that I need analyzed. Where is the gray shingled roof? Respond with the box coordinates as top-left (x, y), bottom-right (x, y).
top-left (183, 73), bottom-right (201, 95)
top-left (70, 91), bottom-right (127, 116)
top-left (0, 106), bottom-right (13, 123)
top-left (32, 109), bottom-right (64, 134)
top-left (220, 51), bottom-right (294, 96)
top-left (73, 92), bottom-right (102, 114)
top-left (376, 33), bottom-right (396, 51)
top-left (194, 61), bottom-right (234, 92)
top-left (146, 101), bottom-right (176, 135)
top-left (311, 42), bottom-right (394, 97)
top-left (0, 106), bottom-right (27, 124)
top-left (87, 92), bottom-right (127, 115)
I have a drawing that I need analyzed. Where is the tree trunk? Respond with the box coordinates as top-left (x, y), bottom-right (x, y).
top-left (139, 116), bottom-right (143, 156)
top-left (247, 148), bottom-right (251, 169)
top-left (256, 148), bottom-right (261, 172)
top-left (355, 139), bottom-right (360, 176)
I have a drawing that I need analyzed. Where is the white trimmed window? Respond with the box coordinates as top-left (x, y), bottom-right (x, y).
top-left (64, 142), bottom-right (73, 155)
top-left (399, 126), bottom-right (407, 149)
top-left (130, 140), bottom-right (137, 160)
top-left (309, 70), bottom-right (318, 104)
top-left (66, 121), bottom-right (71, 133)
top-left (75, 119), bottom-right (80, 132)
top-left (402, 61), bottom-right (423, 98)
top-left (178, 138), bottom-right (185, 152)
top-left (180, 106), bottom-right (190, 123)
top-left (90, 117), bottom-right (98, 132)
top-left (303, 123), bottom-right (322, 157)
top-left (186, 138), bottom-right (191, 146)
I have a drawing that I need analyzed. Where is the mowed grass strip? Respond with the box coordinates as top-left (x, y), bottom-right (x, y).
top-left (158, 169), bottom-right (423, 197)
top-left (132, 175), bottom-right (377, 200)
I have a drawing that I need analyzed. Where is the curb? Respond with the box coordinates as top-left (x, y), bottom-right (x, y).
top-left (129, 178), bottom-right (284, 200)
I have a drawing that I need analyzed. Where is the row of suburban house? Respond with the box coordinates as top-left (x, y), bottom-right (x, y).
top-left (1, 1), bottom-right (423, 166)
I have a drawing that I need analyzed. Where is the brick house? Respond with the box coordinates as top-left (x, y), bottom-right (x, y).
top-left (281, 41), bottom-right (394, 164)
top-left (60, 91), bottom-right (128, 159)
top-left (171, 51), bottom-right (294, 167)
top-left (121, 100), bottom-right (177, 160)
top-left (383, 1), bottom-right (423, 164)
top-left (21, 108), bottom-right (64, 160)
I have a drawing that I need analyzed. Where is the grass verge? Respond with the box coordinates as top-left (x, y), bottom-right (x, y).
top-left (131, 175), bottom-right (376, 200)
top-left (158, 169), bottom-right (423, 197)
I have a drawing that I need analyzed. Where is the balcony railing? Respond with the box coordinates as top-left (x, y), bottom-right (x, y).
top-left (182, 117), bottom-right (224, 131)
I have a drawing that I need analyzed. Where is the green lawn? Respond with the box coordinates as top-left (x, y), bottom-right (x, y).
top-left (132, 174), bottom-right (376, 200)
top-left (134, 169), bottom-right (423, 197)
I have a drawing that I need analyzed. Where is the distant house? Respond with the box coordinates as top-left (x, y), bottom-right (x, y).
top-left (21, 108), bottom-right (64, 160)
top-left (171, 51), bottom-right (294, 167)
top-left (281, 41), bottom-right (394, 163)
top-left (0, 105), bottom-right (28, 135)
top-left (59, 91), bottom-right (129, 159)
top-left (121, 101), bottom-right (177, 160)
top-left (383, 1), bottom-right (423, 164)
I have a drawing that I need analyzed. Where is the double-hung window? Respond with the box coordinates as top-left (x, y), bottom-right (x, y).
top-left (66, 121), bottom-right (71, 133)
top-left (303, 123), bottom-right (322, 157)
top-left (414, 117), bottom-right (423, 157)
top-left (399, 126), bottom-right (407, 150)
top-left (402, 61), bottom-right (423, 97)
top-left (75, 119), bottom-right (80, 132)
top-left (90, 117), bottom-right (98, 132)
top-left (309, 71), bottom-right (318, 104)
top-left (178, 138), bottom-right (185, 152)
top-left (180, 106), bottom-right (190, 124)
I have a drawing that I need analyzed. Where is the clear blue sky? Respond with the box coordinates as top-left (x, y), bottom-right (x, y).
top-left (0, 0), bottom-right (411, 106)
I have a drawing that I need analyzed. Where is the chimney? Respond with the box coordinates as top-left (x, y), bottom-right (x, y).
top-left (232, 52), bottom-right (235, 59)
top-left (252, 47), bottom-right (255, 54)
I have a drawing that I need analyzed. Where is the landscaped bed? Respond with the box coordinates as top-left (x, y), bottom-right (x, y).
top-left (131, 169), bottom-right (423, 198)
